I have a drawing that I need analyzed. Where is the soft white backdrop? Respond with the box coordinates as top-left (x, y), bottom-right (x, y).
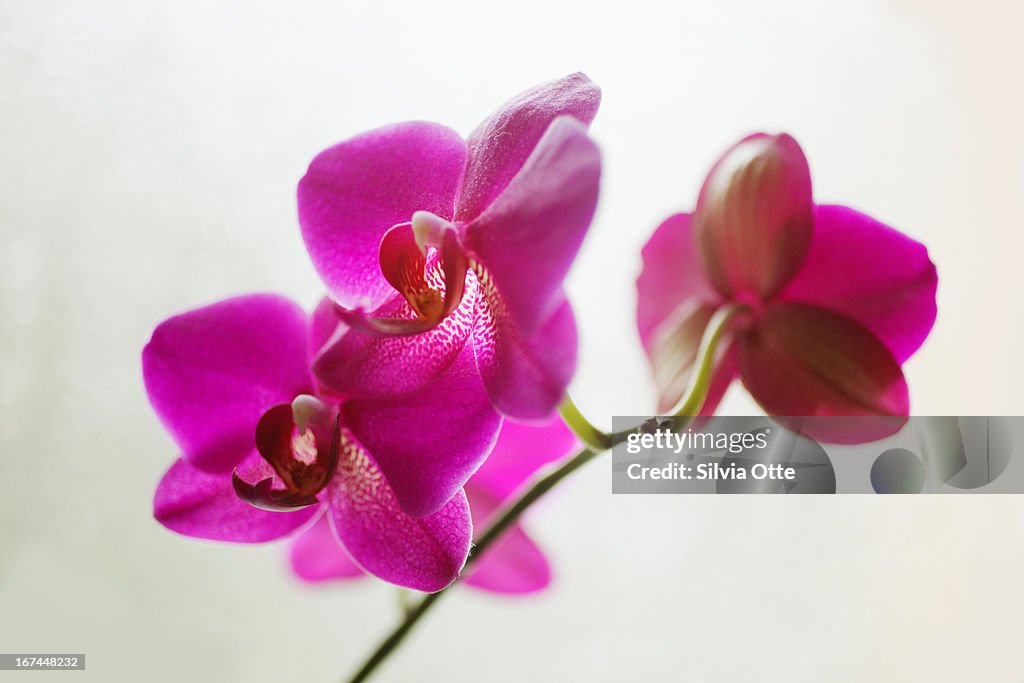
top-left (2, 0), bottom-right (1023, 680)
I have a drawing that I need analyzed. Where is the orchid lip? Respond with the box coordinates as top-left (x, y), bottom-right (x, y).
top-left (329, 218), bottom-right (470, 338)
top-left (233, 396), bottom-right (340, 512)
top-left (380, 214), bottom-right (462, 320)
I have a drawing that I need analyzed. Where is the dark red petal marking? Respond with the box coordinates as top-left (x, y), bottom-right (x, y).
top-left (379, 222), bottom-right (442, 320)
top-left (233, 398), bottom-right (340, 512)
top-left (335, 220), bottom-right (468, 338)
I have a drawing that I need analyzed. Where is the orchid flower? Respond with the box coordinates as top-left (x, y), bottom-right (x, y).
top-left (290, 416), bottom-right (578, 595)
top-left (636, 133), bottom-right (938, 441)
top-left (298, 73), bottom-right (601, 420)
top-left (143, 293), bottom-right (503, 592)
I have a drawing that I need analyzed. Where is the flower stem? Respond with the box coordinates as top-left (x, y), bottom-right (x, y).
top-left (343, 304), bottom-right (739, 683)
top-left (345, 447), bottom-right (599, 683)
top-left (395, 588), bottom-right (414, 618)
top-left (670, 303), bottom-right (738, 420)
top-left (558, 395), bottom-right (612, 449)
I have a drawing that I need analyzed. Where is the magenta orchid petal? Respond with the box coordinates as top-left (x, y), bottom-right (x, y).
top-left (638, 131), bottom-right (935, 442)
top-left (473, 288), bottom-right (578, 420)
top-left (636, 212), bottom-right (721, 354)
top-left (309, 296), bottom-right (346, 360)
top-left (779, 204), bottom-right (938, 363)
top-left (341, 342), bottom-right (502, 517)
top-left (456, 72), bottom-right (601, 224)
top-left (463, 487), bottom-right (550, 595)
top-left (462, 116), bottom-right (601, 334)
top-left (325, 430), bottom-right (472, 592)
top-left (297, 122), bottom-right (466, 310)
top-left (142, 294), bottom-right (312, 473)
top-left (694, 133), bottom-right (814, 301)
top-left (470, 415), bottom-right (577, 501)
top-left (154, 454), bottom-right (320, 543)
top-left (739, 303), bottom-right (909, 441)
top-left (289, 516), bottom-right (365, 582)
top-left (312, 262), bottom-right (479, 399)
top-left (296, 76), bottom-right (602, 424)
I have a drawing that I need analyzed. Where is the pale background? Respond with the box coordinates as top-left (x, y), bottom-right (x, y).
top-left (2, 0), bottom-right (1023, 680)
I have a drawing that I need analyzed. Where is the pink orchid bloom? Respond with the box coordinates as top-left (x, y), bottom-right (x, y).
top-left (143, 293), bottom-right (503, 592)
top-left (290, 416), bottom-right (578, 595)
top-left (298, 73), bottom-right (602, 420)
top-left (637, 133), bottom-right (938, 442)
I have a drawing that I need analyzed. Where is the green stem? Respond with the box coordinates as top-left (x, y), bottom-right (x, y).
top-left (671, 303), bottom-right (738, 419)
top-left (395, 588), bottom-right (414, 618)
top-left (346, 447), bottom-right (598, 683)
top-left (604, 303), bottom-right (739, 445)
top-left (558, 395), bottom-right (612, 449)
top-left (343, 304), bottom-right (739, 683)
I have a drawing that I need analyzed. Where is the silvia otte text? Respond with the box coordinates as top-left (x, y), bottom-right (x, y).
top-left (626, 462), bottom-right (797, 481)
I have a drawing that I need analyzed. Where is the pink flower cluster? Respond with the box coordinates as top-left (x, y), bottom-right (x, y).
top-left (143, 75), bottom-right (937, 594)
top-left (144, 74), bottom-right (597, 593)
top-left (637, 133), bottom-right (937, 442)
